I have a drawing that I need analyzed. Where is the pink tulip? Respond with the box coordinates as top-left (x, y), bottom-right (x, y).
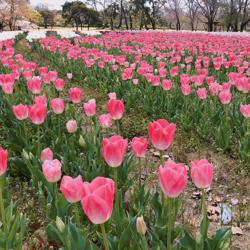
top-left (66, 119), bottom-right (77, 133)
top-left (190, 159), bottom-right (213, 189)
top-left (170, 66), bottom-right (179, 77)
top-left (69, 87), bottom-right (83, 104)
top-left (209, 82), bottom-right (222, 96)
top-left (162, 79), bottom-right (173, 91)
top-left (38, 66), bottom-right (48, 76)
top-left (1, 82), bottom-right (14, 94)
top-left (0, 147), bottom-right (8, 176)
top-left (219, 90), bottom-right (232, 104)
top-left (81, 177), bottom-right (115, 224)
top-left (131, 136), bottom-right (147, 157)
top-left (60, 175), bottom-right (84, 203)
top-left (181, 84), bottom-right (191, 96)
top-left (102, 135), bottom-right (128, 167)
top-left (159, 68), bottom-right (167, 77)
top-left (67, 73), bottom-right (73, 79)
top-left (98, 114), bottom-right (112, 128)
top-left (132, 79), bottom-right (139, 85)
top-left (42, 159), bottom-right (62, 183)
top-left (197, 87), bottom-right (208, 100)
top-left (41, 147), bottom-right (53, 163)
top-left (108, 92), bottom-right (116, 100)
top-left (51, 98), bottom-right (65, 114)
top-left (48, 71), bottom-right (58, 82)
top-left (148, 119), bottom-right (176, 151)
top-left (54, 78), bottom-right (65, 91)
top-left (34, 95), bottom-right (47, 107)
top-left (240, 104), bottom-right (250, 118)
top-left (83, 99), bottom-right (96, 117)
top-left (136, 216), bottom-right (147, 235)
top-left (107, 98), bottom-right (124, 120)
top-left (28, 104), bottom-right (47, 125)
top-left (12, 104), bottom-right (28, 120)
top-left (22, 71), bottom-right (32, 80)
top-left (27, 78), bottom-right (42, 94)
top-left (159, 160), bottom-right (187, 198)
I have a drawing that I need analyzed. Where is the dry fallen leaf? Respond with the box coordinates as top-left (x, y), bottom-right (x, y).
top-left (192, 191), bottom-right (201, 199)
top-left (208, 214), bottom-right (218, 221)
top-left (214, 195), bottom-right (222, 203)
top-left (207, 205), bottom-right (221, 215)
top-left (207, 205), bottom-right (221, 221)
top-left (232, 226), bottom-right (243, 235)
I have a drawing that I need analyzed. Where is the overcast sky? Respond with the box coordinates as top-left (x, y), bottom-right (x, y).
top-left (30, 0), bottom-right (66, 10)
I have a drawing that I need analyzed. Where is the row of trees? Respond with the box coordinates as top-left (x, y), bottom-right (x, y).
top-left (84, 0), bottom-right (249, 31)
top-left (0, 0), bottom-right (249, 31)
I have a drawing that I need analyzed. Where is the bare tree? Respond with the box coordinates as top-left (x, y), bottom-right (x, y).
top-left (240, 0), bottom-right (250, 31)
top-left (196, 0), bottom-right (220, 31)
top-left (117, 0), bottom-right (129, 29)
top-left (221, 0), bottom-right (250, 31)
top-left (185, 0), bottom-right (199, 30)
top-left (0, 0), bottom-right (29, 30)
top-left (167, 0), bottom-right (182, 30)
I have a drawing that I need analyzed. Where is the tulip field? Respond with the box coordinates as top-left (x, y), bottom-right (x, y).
top-left (0, 31), bottom-right (249, 249)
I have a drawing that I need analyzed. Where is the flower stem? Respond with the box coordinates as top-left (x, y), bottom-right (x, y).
top-left (100, 223), bottom-right (109, 250)
top-left (115, 120), bottom-right (120, 134)
top-left (201, 189), bottom-right (207, 250)
top-left (0, 176), bottom-right (6, 233)
top-left (138, 158), bottom-right (142, 187)
top-left (37, 125), bottom-right (40, 157)
top-left (58, 116), bottom-right (61, 138)
top-left (202, 189), bottom-right (207, 221)
top-left (160, 150), bottom-right (164, 165)
top-left (167, 197), bottom-right (173, 250)
top-left (114, 168), bottom-right (119, 217)
top-left (74, 203), bottom-right (81, 226)
top-left (160, 151), bottom-right (165, 204)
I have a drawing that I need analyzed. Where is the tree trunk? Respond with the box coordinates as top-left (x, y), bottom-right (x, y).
top-left (176, 16), bottom-right (181, 30)
top-left (110, 18), bottom-right (114, 30)
top-left (122, 7), bottom-right (129, 29)
top-left (118, 0), bottom-right (123, 28)
top-left (129, 14), bottom-right (133, 29)
top-left (139, 13), bottom-right (144, 30)
top-left (152, 19), bottom-right (156, 29)
top-left (207, 19), bottom-right (213, 32)
top-left (240, 20), bottom-right (250, 31)
top-left (191, 21), bottom-right (194, 31)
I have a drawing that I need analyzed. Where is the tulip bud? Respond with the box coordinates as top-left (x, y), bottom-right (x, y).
top-left (29, 152), bottom-right (34, 160)
top-left (136, 216), bottom-right (147, 235)
top-left (56, 216), bottom-right (65, 233)
top-left (22, 149), bottom-right (30, 160)
top-left (79, 135), bottom-right (86, 148)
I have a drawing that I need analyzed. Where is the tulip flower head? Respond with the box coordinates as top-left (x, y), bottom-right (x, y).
top-left (60, 175), bottom-right (84, 203)
top-left (148, 119), bottom-right (176, 151)
top-left (83, 99), bottom-right (96, 117)
top-left (102, 135), bottom-right (128, 167)
top-left (190, 159), bottom-right (214, 189)
top-left (240, 104), bottom-right (250, 118)
top-left (0, 147), bottom-right (8, 176)
top-left (12, 104), bottom-right (28, 120)
top-left (42, 159), bottom-right (62, 183)
top-left (107, 98), bottom-right (124, 120)
top-left (98, 113), bottom-right (112, 128)
top-left (40, 147), bottom-right (53, 163)
top-left (131, 136), bottom-right (147, 157)
top-left (66, 119), bottom-right (77, 133)
top-left (81, 177), bottom-right (115, 224)
top-left (159, 160), bottom-right (187, 198)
